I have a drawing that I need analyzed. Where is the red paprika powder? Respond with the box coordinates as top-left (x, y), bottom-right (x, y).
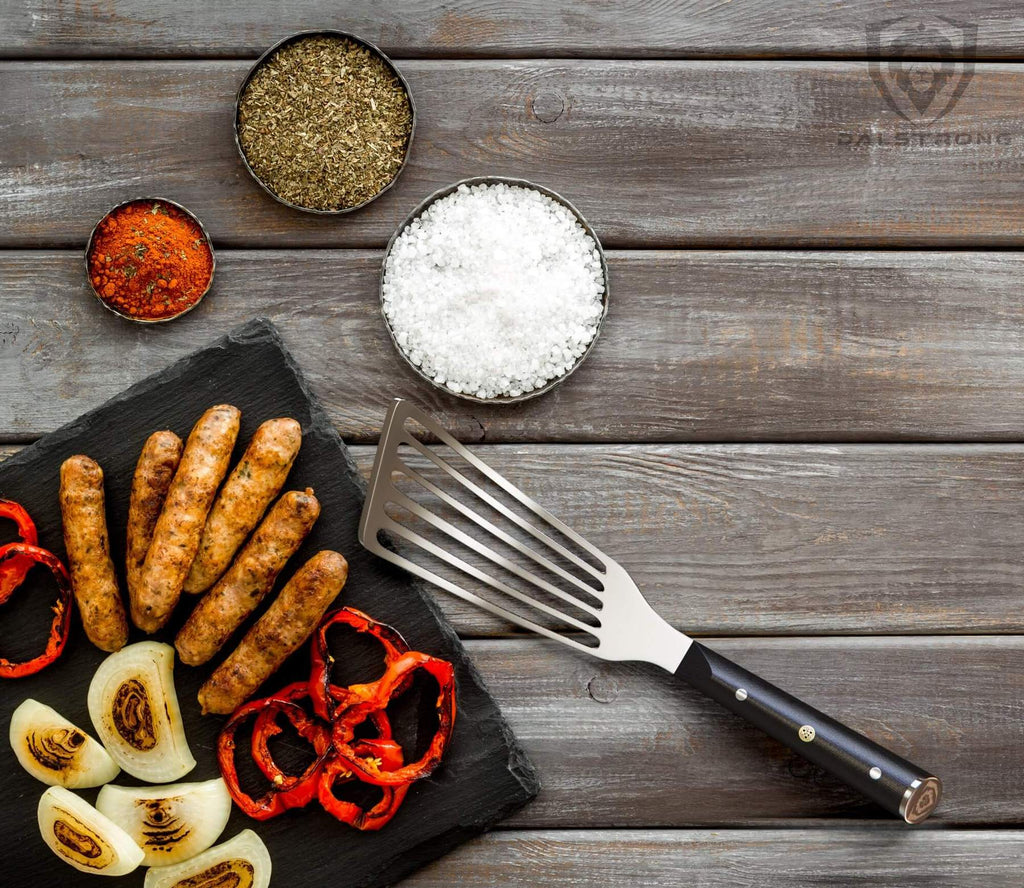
top-left (87, 199), bottom-right (214, 321)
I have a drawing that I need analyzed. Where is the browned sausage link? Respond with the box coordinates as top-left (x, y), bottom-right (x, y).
top-left (135, 404), bottom-right (241, 633)
top-left (175, 488), bottom-right (320, 666)
top-left (198, 549), bottom-right (347, 715)
top-left (59, 455), bottom-right (128, 652)
top-left (183, 417), bottom-right (302, 596)
top-left (126, 430), bottom-right (183, 625)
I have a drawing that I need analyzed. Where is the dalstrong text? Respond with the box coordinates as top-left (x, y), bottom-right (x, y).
top-left (837, 131), bottom-right (1014, 148)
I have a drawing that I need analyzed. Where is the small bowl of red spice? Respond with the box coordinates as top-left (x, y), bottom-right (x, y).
top-left (85, 198), bottom-right (215, 323)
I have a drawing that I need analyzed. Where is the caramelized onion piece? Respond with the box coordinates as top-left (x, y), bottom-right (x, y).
top-left (143, 829), bottom-right (271, 888)
top-left (37, 786), bottom-right (144, 876)
top-left (96, 777), bottom-right (232, 867)
top-left (10, 699), bottom-right (120, 788)
top-left (87, 641), bottom-right (195, 782)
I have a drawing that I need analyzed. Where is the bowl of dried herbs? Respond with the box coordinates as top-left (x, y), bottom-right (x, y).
top-left (234, 30), bottom-right (415, 214)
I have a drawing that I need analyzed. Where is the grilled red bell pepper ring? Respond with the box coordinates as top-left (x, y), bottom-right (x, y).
top-left (250, 683), bottom-right (331, 791)
top-left (331, 651), bottom-right (456, 786)
top-left (218, 695), bottom-right (330, 820)
top-left (0, 542), bottom-right (71, 679)
top-left (309, 606), bottom-right (410, 721)
top-left (318, 738), bottom-right (410, 830)
top-left (0, 500), bottom-right (40, 600)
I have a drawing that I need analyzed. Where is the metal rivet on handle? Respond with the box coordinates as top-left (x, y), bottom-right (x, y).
top-left (735, 688), bottom-right (748, 701)
top-left (869, 767), bottom-right (882, 780)
top-left (798, 725), bottom-right (816, 742)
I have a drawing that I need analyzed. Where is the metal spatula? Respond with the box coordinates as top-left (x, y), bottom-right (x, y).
top-left (359, 399), bottom-right (942, 824)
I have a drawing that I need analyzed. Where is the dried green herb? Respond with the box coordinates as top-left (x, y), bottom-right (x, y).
top-left (237, 34), bottom-right (413, 211)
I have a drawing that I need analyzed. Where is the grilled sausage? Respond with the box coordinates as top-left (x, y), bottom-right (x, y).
top-left (135, 404), bottom-right (240, 633)
top-left (183, 417), bottom-right (302, 595)
top-left (175, 488), bottom-right (320, 666)
top-left (59, 455), bottom-right (128, 652)
top-left (198, 549), bottom-right (347, 714)
top-left (125, 430), bottom-right (183, 625)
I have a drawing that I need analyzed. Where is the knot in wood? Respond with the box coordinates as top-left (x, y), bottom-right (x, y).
top-left (530, 90), bottom-right (565, 123)
top-left (587, 673), bottom-right (619, 704)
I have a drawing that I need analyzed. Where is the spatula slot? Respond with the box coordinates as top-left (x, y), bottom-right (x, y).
top-left (394, 440), bottom-right (607, 596)
top-left (369, 526), bottom-right (602, 650)
top-left (374, 510), bottom-right (603, 637)
top-left (390, 458), bottom-right (604, 608)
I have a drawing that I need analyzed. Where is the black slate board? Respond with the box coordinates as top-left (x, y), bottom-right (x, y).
top-left (0, 318), bottom-right (538, 888)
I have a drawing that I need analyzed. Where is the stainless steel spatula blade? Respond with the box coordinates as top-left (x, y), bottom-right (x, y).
top-left (359, 399), bottom-right (942, 824)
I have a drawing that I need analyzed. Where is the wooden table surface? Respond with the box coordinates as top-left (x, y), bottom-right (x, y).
top-left (3, 3), bottom-right (1023, 885)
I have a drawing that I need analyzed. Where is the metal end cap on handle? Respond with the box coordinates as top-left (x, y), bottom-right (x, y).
top-left (900, 776), bottom-right (942, 824)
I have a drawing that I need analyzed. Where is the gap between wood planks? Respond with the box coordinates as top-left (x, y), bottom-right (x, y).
top-left (0, 54), bottom-right (1009, 62)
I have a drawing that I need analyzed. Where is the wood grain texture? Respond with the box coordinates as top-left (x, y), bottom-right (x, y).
top-left (1, 1), bottom-right (1020, 59)
top-left (345, 442), bottom-right (1024, 637)
top-left (3, 250), bottom-right (1024, 443)
top-left (5, 437), bottom-right (1024, 636)
top-left (465, 636), bottom-right (1022, 826)
top-left (4, 61), bottom-right (1024, 248)
top-left (403, 830), bottom-right (1024, 887)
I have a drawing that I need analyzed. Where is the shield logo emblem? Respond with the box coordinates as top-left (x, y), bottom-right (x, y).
top-left (867, 16), bottom-right (977, 124)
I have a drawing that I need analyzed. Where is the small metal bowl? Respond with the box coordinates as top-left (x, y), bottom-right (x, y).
top-left (84, 197), bottom-right (215, 324)
top-left (233, 29), bottom-right (416, 215)
top-left (379, 176), bottom-right (610, 405)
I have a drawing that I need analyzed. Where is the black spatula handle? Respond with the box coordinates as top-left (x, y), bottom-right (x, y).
top-left (674, 641), bottom-right (941, 823)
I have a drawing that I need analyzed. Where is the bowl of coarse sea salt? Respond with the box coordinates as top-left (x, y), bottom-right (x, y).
top-left (380, 177), bottom-right (609, 403)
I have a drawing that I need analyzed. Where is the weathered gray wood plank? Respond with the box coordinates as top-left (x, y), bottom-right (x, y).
top-left (3, 438), bottom-right (1023, 636)
top-left (463, 636), bottom-right (1019, 826)
top-left (347, 443), bottom-right (1024, 636)
top-left (2, 2), bottom-right (1020, 59)
top-left (4, 62), bottom-right (1024, 248)
top-left (3, 250), bottom-right (1024, 443)
top-left (402, 830), bottom-right (1024, 887)
top-left (465, 637), bottom-right (1022, 826)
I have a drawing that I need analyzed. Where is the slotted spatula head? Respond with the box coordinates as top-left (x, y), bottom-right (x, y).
top-left (359, 399), bottom-right (690, 672)
top-left (360, 401), bottom-right (944, 826)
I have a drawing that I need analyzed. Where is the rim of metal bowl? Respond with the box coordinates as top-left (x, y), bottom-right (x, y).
top-left (379, 176), bottom-right (610, 406)
top-left (84, 197), bottom-right (216, 325)
top-left (233, 29), bottom-right (416, 215)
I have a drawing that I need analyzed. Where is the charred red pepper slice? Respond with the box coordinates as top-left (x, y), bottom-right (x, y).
top-left (309, 606), bottom-right (410, 721)
top-left (0, 500), bottom-right (39, 601)
top-left (318, 739), bottom-right (410, 830)
top-left (218, 694), bottom-right (330, 820)
top-left (221, 609), bottom-right (457, 828)
top-left (0, 542), bottom-right (71, 679)
top-left (251, 683), bottom-right (331, 791)
top-left (331, 651), bottom-right (456, 786)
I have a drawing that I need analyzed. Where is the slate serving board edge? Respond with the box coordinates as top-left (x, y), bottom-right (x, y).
top-left (2, 316), bottom-right (540, 887)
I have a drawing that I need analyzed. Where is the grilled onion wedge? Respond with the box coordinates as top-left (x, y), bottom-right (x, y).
top-left (144, 829), bottom-right (271, 888)
top-left (87, 641), bottom-right (195, 782)
top-left (10, 699), bottom-right (120, 788)
top-left (38, 786), bottom-right (145, 876)
top-left (96, 777), bottom-right (232, 867)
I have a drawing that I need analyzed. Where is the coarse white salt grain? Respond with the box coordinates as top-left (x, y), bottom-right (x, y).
top-left (382, 182), bottom-right (606, 400)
